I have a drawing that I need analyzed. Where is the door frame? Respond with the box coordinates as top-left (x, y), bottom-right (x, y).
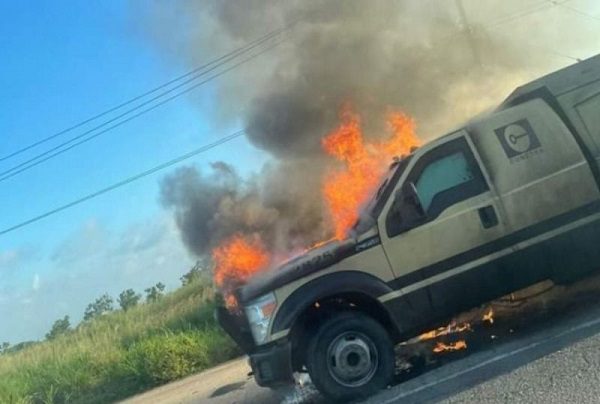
top-left (377, 130), bottom-right (513, 322)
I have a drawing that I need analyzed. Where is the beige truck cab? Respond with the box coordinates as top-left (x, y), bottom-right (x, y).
top-left (217, 54), bottom-right (600, 401)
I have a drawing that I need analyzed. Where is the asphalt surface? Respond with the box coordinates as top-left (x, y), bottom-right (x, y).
top-left (366, 289), bottom-right (600, 403)
top-left (443, 334), bottom-right (600, 403)
top-left (123, 273), bottom-right (600, 404)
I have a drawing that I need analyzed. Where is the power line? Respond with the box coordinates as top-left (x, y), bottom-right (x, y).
top-left (548, 0), bottom-right (600, 23)
top-left (0, 33), bottom-right (282, 178)
top-left (0, 24), bottom-right (291, 164)
top-left (486, 0), bottom-right (581, 61)
top-left (430, 0), bottom-right (566, 50)
top-left (0, 37), bottom-right (284, 183)
top-left (455, 0), bottom-right (482, 65)
top-left (486, 0), bottom-right (556, 29)
top-left (519, 39), bottom-right (581, 61)
top-left (0, 130), bottom-right (246, 237)
top-left (433, 0), bottom-right (580, 62)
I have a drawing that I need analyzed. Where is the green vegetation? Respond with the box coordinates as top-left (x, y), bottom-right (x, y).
top-left (144, 282), bottom-right (166, 303)
top-left (179, 260), bottom-right (205, 286)
top-left (1, 342), bottom-right (11, 353)
top-left (45, 317), bottom-right (71, 341)
top-left (83, 294), bottom-right (114, 321)
top-left (117, 289), bottom-right (141, 312)
top-left (0, 277), bottom-right (239, 404)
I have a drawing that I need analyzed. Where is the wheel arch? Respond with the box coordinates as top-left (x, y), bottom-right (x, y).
top-left (270, 271), bottom-right (400, 369)
top-left (272, 271), bottom-right (395, 333)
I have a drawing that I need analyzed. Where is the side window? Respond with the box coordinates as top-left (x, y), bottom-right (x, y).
top-left (386, 137), bottom-right (488, 237)
top-left (415, 152), bottom-right (475, 212)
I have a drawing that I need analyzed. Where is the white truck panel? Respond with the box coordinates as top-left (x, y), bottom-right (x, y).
top-left (469, 99), bottom-right (600, 232)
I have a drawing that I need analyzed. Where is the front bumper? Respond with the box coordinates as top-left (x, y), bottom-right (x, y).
top-left (215, 306), bottom-right (255, 353)
top-left (249, 341), bottom-right (294, 387)
top-left (216, 306), bottom-right (293, 387)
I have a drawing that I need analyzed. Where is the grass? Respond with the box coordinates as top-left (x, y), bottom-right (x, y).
top-left (0, 280), bottom-right (240, 404)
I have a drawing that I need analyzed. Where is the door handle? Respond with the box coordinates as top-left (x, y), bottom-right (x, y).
top-left (478, 205), bottom-right (499, 229)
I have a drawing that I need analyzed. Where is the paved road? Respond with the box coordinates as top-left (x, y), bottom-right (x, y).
top-left (121, 358), bottom-right (280, 404)
top-left (443, 334), bottom-right (600, 404)
top-left (123, 274), bottom-right (600, 404)
top-left (366, 291), bottom-right (600, 403)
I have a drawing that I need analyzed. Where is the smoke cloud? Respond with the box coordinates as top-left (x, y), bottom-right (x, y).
top-left (140, 0), bottom-right (595, 260)
top-left (160, 160), bottom-right (327, 257)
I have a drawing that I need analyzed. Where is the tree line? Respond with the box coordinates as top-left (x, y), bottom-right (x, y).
top-left (0, 262), bottom-right (205, 354)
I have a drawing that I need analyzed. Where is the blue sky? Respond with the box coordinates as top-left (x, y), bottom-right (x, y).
top-left (0, 1), bottom-right (267, 342)
top-left (0, 0), bottom-right (599, 343)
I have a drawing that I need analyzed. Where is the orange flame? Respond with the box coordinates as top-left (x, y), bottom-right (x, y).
top-left (419, 321), bottom-right (472, 341)
top-left (483, 308), bottom-right (494, 324)
top-left (212, 234), bottom-right (270, 308)
top-left (212, 105), bottom-right (420, 308)
top-left (322, 107), bottom-right (420, 239)
top-left (433, 340), bottom-right (467, 353)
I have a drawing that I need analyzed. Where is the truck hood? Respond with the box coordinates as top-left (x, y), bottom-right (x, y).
top-left (236, 238), bottom-right (357, 303)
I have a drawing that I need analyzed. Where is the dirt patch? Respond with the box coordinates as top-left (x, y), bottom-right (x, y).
top-left (210, 381), bottom-right (247, 397)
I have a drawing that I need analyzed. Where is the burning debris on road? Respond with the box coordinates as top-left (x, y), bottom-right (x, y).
top-left (418, 321), bottom-right (472, 342)
top-left (483, 308), bottom-right (494, 324)
top-left (433, 340), bottom-right (468, 353)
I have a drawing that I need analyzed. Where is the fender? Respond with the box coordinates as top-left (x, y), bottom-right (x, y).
top-left (271, 271), bottom-right (395, 333)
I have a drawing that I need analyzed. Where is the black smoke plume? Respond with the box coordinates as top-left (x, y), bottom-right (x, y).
top-left (145, 0), bottom-right (585, 259)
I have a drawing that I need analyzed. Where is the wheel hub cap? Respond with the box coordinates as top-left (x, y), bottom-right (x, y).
top-left (327, 332), bottom-right (378, 387)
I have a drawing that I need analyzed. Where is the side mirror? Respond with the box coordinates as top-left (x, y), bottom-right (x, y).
top-left (399, 182), bottom-right (425, 218)
top-left (387, 182), bottom-right (426, 236)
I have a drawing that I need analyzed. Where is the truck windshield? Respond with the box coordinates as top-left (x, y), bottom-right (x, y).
top-left (352, 155), bottom-right (413, 235)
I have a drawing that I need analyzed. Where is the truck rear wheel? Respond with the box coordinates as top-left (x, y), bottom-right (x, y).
top-left (306, 312), bottom-right (394, 402)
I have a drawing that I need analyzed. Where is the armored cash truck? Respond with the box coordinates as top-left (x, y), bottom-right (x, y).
top-left (218, 54), bottom-right (600, 401)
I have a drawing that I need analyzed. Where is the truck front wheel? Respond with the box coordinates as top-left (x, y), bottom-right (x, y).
top-left (306, 312), bottom-right (394, 401)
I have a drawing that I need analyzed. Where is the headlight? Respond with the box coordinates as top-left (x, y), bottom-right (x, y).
top-left (244, 293), bottom-right (277, 345)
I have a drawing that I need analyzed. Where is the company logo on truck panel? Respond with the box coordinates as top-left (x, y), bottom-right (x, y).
top-left (495, 119), bottom-right (542, 161)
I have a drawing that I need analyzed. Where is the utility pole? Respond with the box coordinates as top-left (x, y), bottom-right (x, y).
top-left (455, 0), bottom-right (482, 67)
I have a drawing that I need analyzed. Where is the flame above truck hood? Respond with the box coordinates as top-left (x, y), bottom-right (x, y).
top-left (236, 238), bottom-right (358, 303)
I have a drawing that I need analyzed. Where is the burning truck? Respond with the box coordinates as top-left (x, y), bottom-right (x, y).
top-left (216, 54), bottom-right (600, 401)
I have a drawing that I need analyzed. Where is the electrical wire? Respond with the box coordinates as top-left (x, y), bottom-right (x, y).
top-left (0, 38), bottom-right (284, 183)
top-left (485, 0), bottom-right (558, 29)
top-left (0, 24), bottom-right (291, 164)
top-left (0, 130), bottom-right (245, 237)
top-left (3, 3), bottom-right (590, 235)
top-left (430, 0), bottom-right (580, 62)
top-left (548, 0), bottom-right (600, 23)
top-left (0, 34), bottom-right (281, 179)
top-left (427, 0), bottom-right (570, 52)
top-left (486, 0), bottom-right (581, 61)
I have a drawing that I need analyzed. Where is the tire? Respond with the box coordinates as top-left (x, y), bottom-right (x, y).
top-left (306, 311), bottom-right (395, 402)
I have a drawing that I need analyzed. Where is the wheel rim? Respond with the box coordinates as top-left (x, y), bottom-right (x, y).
top-left (326, 331), bottom-right (379, 387)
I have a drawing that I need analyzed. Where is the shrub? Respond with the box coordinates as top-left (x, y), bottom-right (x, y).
top-left (126, 331), bottom-right (207, 384)
top-left (0, 281), bottom-right (240, 403)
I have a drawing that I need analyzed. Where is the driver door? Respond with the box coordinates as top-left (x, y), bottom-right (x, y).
top-left (379, 131), bottom-right (511, 320)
